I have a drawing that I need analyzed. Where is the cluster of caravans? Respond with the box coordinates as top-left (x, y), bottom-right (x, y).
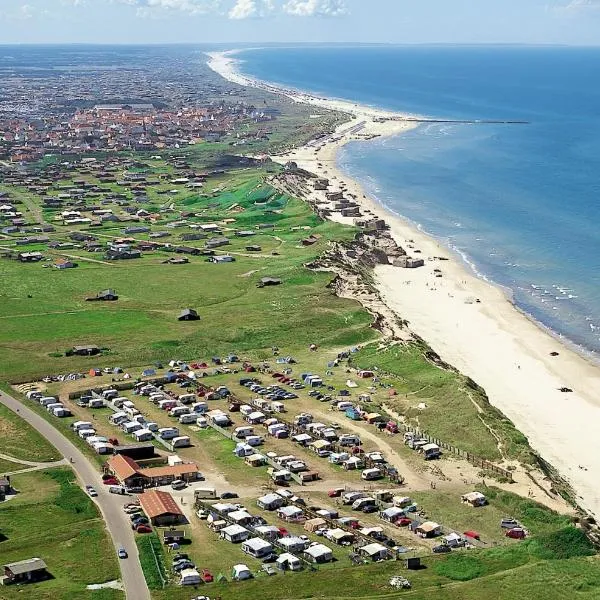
top-left (25, 390), bottom-right (72, 418)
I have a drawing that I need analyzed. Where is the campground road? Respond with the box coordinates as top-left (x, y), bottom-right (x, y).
top-left (0, 390), bottom-right (151, 600)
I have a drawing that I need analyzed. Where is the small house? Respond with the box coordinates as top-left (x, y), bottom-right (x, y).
top-left (163, 530), bottom-right (185, 545)
top-left (3, 558), bottom-right (49, 584)
top-left (178, 308), bottom-right (200, 321)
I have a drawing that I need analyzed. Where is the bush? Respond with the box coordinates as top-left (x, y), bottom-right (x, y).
top-left (527, 527), bottom-right (596, 560)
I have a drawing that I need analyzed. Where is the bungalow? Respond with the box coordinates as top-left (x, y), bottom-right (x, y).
top-left (210, 255), bottom-right (235, 263)
top-left (163, 529), bottom-right (186, 545)
top-left (178, 308), bottom-right (200, 321)
top-left (257, 277), bottom-right (282, 288)
top-left (92, 289), bottom-right (118, 301)
top-left (2, 558), bottom-right (49, 585)
top-left (257, 493), bottom-right (285, 511)
top-left (18, 252), bottom-right (44, 262)
top-left (242, 537), bottom-right (273, 558)
top-left (68, 345), bottom-right (101, 356)
top-left (220, 524), bottom-right (250, 543)
top-left (304, 543), bottom-right (333, 564)
top-left (54, 259), bottom-right (78, 270)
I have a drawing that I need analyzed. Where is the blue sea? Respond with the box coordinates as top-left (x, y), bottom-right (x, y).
top-left (235, 46), bottom-right (600, 358)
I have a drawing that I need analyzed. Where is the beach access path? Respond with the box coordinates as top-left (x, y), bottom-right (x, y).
top-left (0, 389), bottom-right (151, 600)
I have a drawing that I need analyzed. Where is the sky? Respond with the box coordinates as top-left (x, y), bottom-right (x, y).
top-left (0, 0), bottom-right (599, 45)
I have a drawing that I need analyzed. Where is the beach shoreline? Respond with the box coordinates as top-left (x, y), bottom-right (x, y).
top-left (207, 49), bottom-right (600, 519)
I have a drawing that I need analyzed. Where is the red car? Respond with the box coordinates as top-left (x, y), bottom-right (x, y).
top-left (506, 527), bottom-right (526, 540)
top-left (201, 569), bottom-right (214, 583)
top-left (136, 525), bottom-right (152, 534)
top-left (351, 446), bottom-right (364, 454)
top-left (278, 527), bottom-right (289, 538)
top-left (103, 478), bottom-right (119, 485)
top-left (395, 518), bottom-right (412, 527)
top-left (327, 488), bottom-right (344, 498)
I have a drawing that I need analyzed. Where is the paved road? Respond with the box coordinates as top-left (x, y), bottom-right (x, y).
top-left (0, 390), bottom-right (151, 600)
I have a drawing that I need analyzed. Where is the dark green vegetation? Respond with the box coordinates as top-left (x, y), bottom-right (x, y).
top-left (0, 402), bottom-right (60, 462)
top-left (352, 343), bottom-right (533, 462)
top-left (136, 532), bottom-right (167, 590)
top-left (0, 468), bottom-right (122, 600)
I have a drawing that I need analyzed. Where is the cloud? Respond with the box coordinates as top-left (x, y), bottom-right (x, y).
top-left (283, 0), bottom-right (347, 17)
top-left (114, 0), bottom-right (222, 15)
top-left (555, 0), bottom-right (600, 11)
top-left (229, 0), bottom-right (274, 19)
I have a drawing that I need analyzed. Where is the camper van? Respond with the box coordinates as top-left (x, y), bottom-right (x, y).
top-left (110, 412), bottom-right (128, 425)
top-left (271, 401), bottom-right (286, 413)
top-left (245, 435), bottom-right (263, 447)
top-left (339, 434), bottom-right (361, 447)
top-left (361, 468), bottom-right (383, 481)
top-left (234, 426), bottom-right (254, 439)
top-left (171, 435), bottom-right (191, 448)
top-left (78, 428), bottom-right (97, 440)
top-left (124, 405), bottom-right (140, 418)
top-left (109, 485), bottom-right (127, 495)
top-left (178, 413), bottom-right (197, 425)
top-left (72, 420), bottom-right (93, 432)
top-left (158, 427), bottom-right (179, 440)
top-left (191, 401), bottom-right (208, 414)
top-left (170, 406), bottom-right (190, 418)
top-left (46, 402), bottom-right (63, 412)
top-left (39, 396), bottom-right (57, 407)
top-left (194, 487), bottom-right (217, 500)
top-left (178, 393), bottom-right (196, 405)
top-left (102, 389), bottom-right (119, 400)
top-left (113, 397), bottom-right (128, 408)
top-left (53, 407), bottom-right (70, 417)
top-left (89, 398), bottom-right (105, 409)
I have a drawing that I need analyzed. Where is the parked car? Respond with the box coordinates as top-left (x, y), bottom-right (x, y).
top-left (136, 525), bottom-right (152, 534)
top-left (433, 545), bottom-right (452, 554)
top-left (220, 491), bottom-right (239, 499)
top-left (86, 486), bottom-right (98, 497)
top-left (362, 505), bottom-right (378, 514)
top-left (171, 479), bottom-right (187, 490)
top-left (118, 548), bottom-right (128, 559)
top-left (103, 478), bottom-right (119, 485)
top-left (395, 518), bottom-right (412, 527)
top-left (261, 553), bottom-right (279, 563)
top-left (500, 518), bottom-right (520, 529)
top-left (328, 488), bottom-right (344, 498)
top-left (173, 553), bottom-right (189, 562)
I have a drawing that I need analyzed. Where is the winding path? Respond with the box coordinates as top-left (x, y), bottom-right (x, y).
top-left (0, 389), bottom-right (150, 600)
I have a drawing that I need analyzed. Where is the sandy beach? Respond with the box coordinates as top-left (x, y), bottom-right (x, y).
top-left (208, 50), bottom-right (600, 519)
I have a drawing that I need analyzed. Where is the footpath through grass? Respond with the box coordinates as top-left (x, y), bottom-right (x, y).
top-left (0, 467), bottom-right (123, 600)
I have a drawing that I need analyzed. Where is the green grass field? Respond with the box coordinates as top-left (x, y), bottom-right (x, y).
top-left (0, 468), bottom-right (123, 600)
top-left (0, 403), bottom-right (60, 462)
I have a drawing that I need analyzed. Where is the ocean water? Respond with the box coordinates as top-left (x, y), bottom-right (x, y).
top-left (235, 46), bottom-right (600, 357)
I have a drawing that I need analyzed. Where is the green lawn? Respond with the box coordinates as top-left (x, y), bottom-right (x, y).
top-left (0, 402), bottom-right (61, 462)
top-left (0, 468), bottom-right (123, 600)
